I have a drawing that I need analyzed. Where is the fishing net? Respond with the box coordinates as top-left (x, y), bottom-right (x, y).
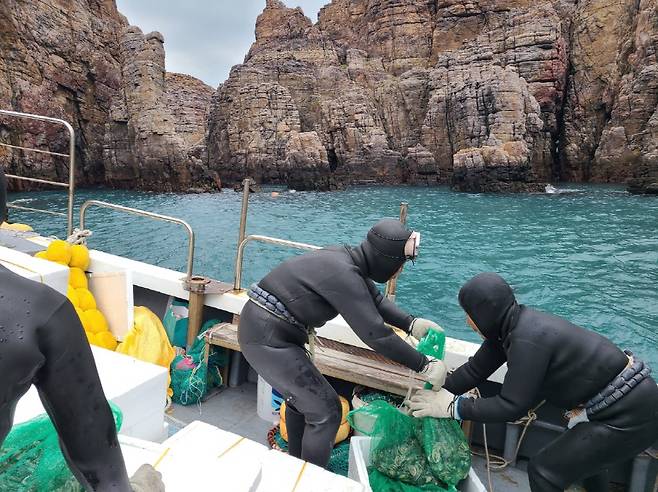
top-left (348, 401), bottom-right (470, 492)
top-left (170, 319), bottom-right (227, 405)
top-left (268, 426), bottom-right (351, 477)
top-left (0, 402), bottom-right (123, 492)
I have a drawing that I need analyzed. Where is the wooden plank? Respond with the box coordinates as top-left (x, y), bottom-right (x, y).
top-left (205, 323), bottom-right (425, 396)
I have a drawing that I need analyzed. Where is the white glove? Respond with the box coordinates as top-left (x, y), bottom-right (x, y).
top-left (418, 355), bottom-right (447, 389)
top-left (130, 464), bottom-right (165, 492)
top-left (406, 388), bottom-right (458, 419)
top-left (410, 318), bottom-right (443, 341)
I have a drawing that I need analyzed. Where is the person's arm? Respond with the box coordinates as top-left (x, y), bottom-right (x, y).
top-left (34, 300), bottom-right (132, 492)
top-left (457, 339), bottom-right (550, 422)
top-left (319, 269), bottom-right (427, 372)
top-left (364, 278), bottom-right (414, 331)
top-left (443, 339), bottom-right (507, 395)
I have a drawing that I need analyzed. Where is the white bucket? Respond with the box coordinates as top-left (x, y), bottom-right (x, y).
top-left (257, 375), bottom-right (283, 424)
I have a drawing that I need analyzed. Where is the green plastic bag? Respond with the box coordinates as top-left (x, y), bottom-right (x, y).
top-left (0, 403), bottom-right (123, 492)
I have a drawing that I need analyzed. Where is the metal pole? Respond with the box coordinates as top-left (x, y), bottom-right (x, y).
top-left (234, 177), bottom-right (252, 289)
top-left (234, 234), bottom-right (320, 291)
top-left (80, 200), bottom-right (195, 281)
top-left (385, 201), bottom-right (408, 300)
top-left (67, 121), bottom-right (75, 237)
top-left (0, 109), bottom-right (76, 236)
top-left (186, 276), bottom-right (209, 350)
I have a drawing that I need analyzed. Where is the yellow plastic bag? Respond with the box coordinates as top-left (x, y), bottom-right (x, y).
top-left (116, 306), bottom-right (176, 397)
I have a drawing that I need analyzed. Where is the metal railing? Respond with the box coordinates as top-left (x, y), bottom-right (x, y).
top-left (0, 109), bottom-right (76, 236)
top-left (234, 235), bottom-right (321, 291)
top-left (79, 200), bottom-right (195, 281)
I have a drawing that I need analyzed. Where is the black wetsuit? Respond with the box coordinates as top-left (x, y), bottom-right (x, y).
top-left (0, 170), bottom-right (132, 491)
top-left (238, 219), bottom-right (427, 468)
top-left (445, 273), bottom-right (658, 491)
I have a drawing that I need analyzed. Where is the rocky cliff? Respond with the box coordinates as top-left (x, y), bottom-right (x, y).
top-left (207, 0), bottom-right (658, 193)
top-left (1, 0), bottom-right (655, 194)
top-left (0, 0), bottom-right (218, 192)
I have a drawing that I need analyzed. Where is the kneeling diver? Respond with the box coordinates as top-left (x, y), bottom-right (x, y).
top-left (239, 219), bottom-right (447, 468)
top-left (0, 168), bottom-right (163, 492)
top-left (407, 272), bottom-right (658, 491)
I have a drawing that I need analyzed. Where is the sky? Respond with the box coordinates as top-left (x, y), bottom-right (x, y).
top-left (115, 1), bottom-right (329, 89)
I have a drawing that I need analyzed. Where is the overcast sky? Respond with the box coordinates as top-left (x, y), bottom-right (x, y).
top-left (115, 1), bottom-right (329, 89)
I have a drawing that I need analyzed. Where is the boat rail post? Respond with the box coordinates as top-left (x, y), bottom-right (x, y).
top-left (385, 202), bottom-right (408, 301)
top-left (233, 177), bottom-right (253, 295)
top-left (185, 276), bottom-right (210, 350)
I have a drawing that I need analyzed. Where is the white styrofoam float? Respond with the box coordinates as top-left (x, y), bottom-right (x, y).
top-left (0, 246), bottom-right (69, 295)
top-left (14, 346), bottom-right (168, 442)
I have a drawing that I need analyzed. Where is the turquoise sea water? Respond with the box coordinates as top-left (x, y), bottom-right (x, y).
top-left (7, 185), bottom-right (658, 368)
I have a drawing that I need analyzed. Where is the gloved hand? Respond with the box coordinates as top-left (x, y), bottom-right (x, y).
top-left (410, 318), bottom-right (443, 341)
top-left (406, 388), bottom-right (458, 419)
top-left (130, 464), bottom-right (165, 492)
top-left (418, 355), bottom-right (447, 389)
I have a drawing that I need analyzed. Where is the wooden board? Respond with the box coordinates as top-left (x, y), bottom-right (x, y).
top-left (205, 322), bottom-right (425, 396)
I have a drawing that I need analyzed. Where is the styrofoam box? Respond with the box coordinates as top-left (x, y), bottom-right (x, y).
top-left (349, 436), bottom-right (486, 492)
top-left (257, 449), bottom-right (365, 492)
top-left (0, 246), bottom-right (69, 295)
top-left (159, 421), bottom-right (268, 491)
top-left (15, 346), bottom-right (168, 442)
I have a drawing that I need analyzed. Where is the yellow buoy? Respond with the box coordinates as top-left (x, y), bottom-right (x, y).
top-left (95, 331), bottom-right (118, 351)
top-left (45, 240), bottom-right (72, 265)
top-left (75, 288), bottom-right (96, 311)
top-left (34, 251), bottom-right (49, 261)
top-left (69, 244), bottom-right (90, 270)
top-left (66, 286), bottom-right (80, 308)
top-left (85, 330), bottom-right (97, 345)
top-left (280, 396), bottom-right (350, 444)
top-left (68, 267), bottom-right (88, 289)
top-left (1, 222), bottom-right (34, 232)
top-left (81, 309), bottom-right (108, 334)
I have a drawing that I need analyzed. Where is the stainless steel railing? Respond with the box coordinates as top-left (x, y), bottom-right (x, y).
top-left (0, 109), bottom-right (76, 236)
top-left (79, 200), bottom-right (195, 281)
top-left (233, 235), bottom-right (320, 291)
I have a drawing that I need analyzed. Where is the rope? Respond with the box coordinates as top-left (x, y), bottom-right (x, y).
top-left (66, 228), bottom-right (92, 245)
top-left (471, 388), bottom-right (546, 492)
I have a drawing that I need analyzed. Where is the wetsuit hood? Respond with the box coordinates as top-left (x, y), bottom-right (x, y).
top-left (0, 167), bottom-right (7, 223)
top-left (458, 272), bottom-right (520, 341)
top-left (351, 219), bottom-right (413, 283)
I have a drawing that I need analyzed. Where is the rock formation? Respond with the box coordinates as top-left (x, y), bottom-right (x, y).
top-left (1, 0), bottom-right (656, 193)
top-left (0, 0), bottom-right (217, 192)
top-left (207, 0), bottom-right (657, 193)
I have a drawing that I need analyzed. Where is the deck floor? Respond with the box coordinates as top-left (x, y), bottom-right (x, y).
top-left (169, 383), bottom-right (532, 491)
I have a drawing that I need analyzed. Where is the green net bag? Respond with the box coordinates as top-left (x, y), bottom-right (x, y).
top-left (0, 402), bottom-right (123, 492)
top-left (349, 401), bottom-right (441, 488)
top-left (415, 417), bottom-right (471, 487)
top-left (171, 319), bottom-right (226, 405)
top-left (348, 400), bottom-right (470, 492)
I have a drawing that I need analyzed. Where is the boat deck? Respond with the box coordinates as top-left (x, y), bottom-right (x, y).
top-left (169, 383), bottom-right (533, 492)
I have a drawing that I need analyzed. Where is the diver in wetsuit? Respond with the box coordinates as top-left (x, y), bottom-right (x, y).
top-left (407, 272), bottom-right (658, 492)
top-left (0, 168), bottom-right (163, 491)
top-left (238, 219), bottom-right (447, 468)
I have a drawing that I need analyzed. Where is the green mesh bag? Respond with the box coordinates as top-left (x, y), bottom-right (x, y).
top-left (0, 402), bottom-right (123, 492)
top-left (415, 417), bottom-right (471, 487)
top-left (369, 469), bottom-right (450, 492)
top-left (171, 319), bottom-right (226, 405)
top-left (348, 401), bottom-right (470, 492)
